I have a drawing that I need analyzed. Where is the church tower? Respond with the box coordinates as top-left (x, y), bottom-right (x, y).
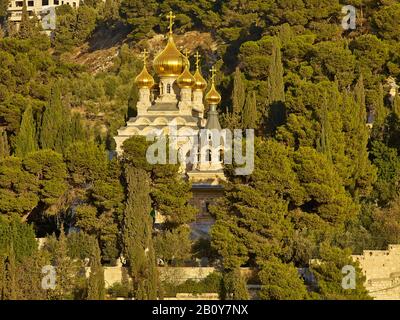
top-left (188, 66), bottom-right (225, 183)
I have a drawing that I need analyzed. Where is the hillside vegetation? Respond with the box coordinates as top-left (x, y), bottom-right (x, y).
top-left (0, 0), bottom-right (399, 300)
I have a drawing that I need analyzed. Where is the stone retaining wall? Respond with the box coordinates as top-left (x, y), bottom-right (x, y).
top-left (352, 245), bottom-right (400, 299)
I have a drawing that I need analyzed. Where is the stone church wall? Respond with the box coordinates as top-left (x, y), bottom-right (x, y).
top-left (103, 266), bottom-right (255, 289)
top-left (103, 266), bottom-right (217, 288)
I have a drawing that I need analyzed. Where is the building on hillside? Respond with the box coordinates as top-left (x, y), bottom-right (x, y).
top-left (114, 12), bottom-right (226, 239)
top-left (7, 0), bottom-right (79, 32)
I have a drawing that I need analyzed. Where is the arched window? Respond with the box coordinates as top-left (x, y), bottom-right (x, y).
top-left (206, 149), bottom-right (212, 162)
top-left (219, 149), bottom-right (224, 162)
top-left (205, 202), bottom-right (210, 213)
top-left (167, 84), bottom-right (171, 94)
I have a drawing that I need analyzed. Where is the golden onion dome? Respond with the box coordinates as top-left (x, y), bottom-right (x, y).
top-left (153, 35), bottom-right (188, 77)
top-left (205, 83), bottom-right (221, 105)
top-left (134, 65), bottom-right (155, 89)
top-left (177, 63), bottom-right (195, 88)
top-left (193, 69), bottom-right (207, 91)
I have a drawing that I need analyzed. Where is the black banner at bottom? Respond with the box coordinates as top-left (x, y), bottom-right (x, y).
top-left (0, 300), bottom-right (391, 319)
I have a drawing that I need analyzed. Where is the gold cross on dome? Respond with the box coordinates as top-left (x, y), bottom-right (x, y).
top-left (167, 11), bottom-right (176, 34)
top-left (183, 49), bottom-right (190, 67)
top-left (142, 49), bottom-right (148, 65)
top-left (184, 48), bottom-right (189, 58)
top-left (210, 66), bottom-right (217, 83)
top-left (194, 51), bottom-right (201, 70)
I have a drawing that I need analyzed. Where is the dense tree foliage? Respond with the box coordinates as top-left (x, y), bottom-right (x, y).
top-left (0, 0), bottom-right (400, 300)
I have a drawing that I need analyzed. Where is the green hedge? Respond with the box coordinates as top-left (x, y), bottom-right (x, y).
top-left (162, 272), bottom-right (223, 297)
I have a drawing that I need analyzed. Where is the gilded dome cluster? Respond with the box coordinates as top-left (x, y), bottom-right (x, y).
top-left (135, 11), bottom-right (221, 105)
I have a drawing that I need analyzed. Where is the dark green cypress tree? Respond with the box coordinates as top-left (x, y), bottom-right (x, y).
top-left (266, 37), bottom-right (286, 133)
top-left (354, 75), bottom-right (366, 117)
top-left (70, 113), bottom-right (86, 142)
top-left (0, 255), bottom-right (4, 300)
top-left (55, 105), bottom-right (72, 153)
top-left (14, 106), bottom-right (37, 157)
top-left (122, 166), bottom-right (158, 299)
top-left (267, 37), bottom-right (285, 104)
top-left (87, 240), bottom-right (105, 300)
top-left (4, 243), bottom-right (17, 300)
top-left (225, 67), bottom-right (246, 129)
top-left (122, 135), bottom-right (197, 227)
top-left (232, 67), bottom-right (246, 116)
top-left (317, 95), bottom-right (332, 161)
top-left (50, 227), bottom-right (75, 300)
top-left (0, 129), bottom-right (9, 159)
top-left (241, 90), bottom-right (257, 129)
top-left (15, 250), bottom-right (47, 300)
top-left (348, 75), bottom-right (377, 198)
top-left (40, 85), bottom-right (64, 151)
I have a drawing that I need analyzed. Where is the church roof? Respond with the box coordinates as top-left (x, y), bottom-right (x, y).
top-left (205, 105), bottom-right (221, 130)
top-left (148, 102), bottom-right (179, 112)
top-left (127, 114), bottom-right (200, 124)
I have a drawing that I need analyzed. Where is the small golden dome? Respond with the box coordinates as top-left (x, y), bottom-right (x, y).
top-left (205, 65), bottom-right (221, 105)
top-left (177, 64), bottom-right (195, 88)
top-left (153, 35), bottom-right (188, 77)
top-left (134, 65), bottom-right (155, 89)
top-left (193, 69), bottom-right (207, 91)
top-left (193, 51), bottom-right (207, 91)
top-left (205, 83), bottom-right (221, 105)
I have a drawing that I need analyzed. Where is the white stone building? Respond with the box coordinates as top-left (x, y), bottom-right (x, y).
top-left (7, 0), bottom-right (79, 30)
